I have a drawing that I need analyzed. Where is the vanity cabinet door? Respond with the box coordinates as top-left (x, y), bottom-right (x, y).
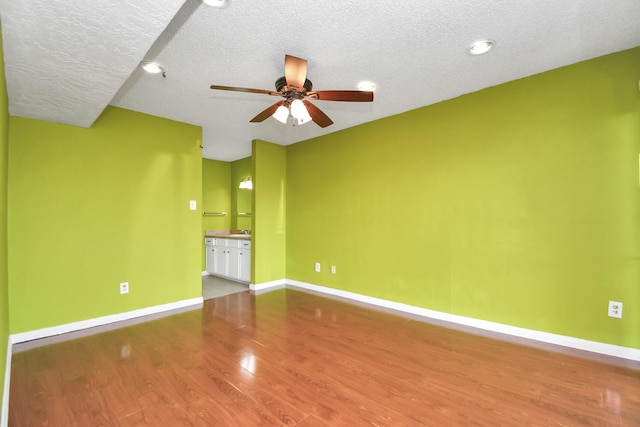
top-left (238, 249), bottom-right (251, 282)
top-left (214, 244), bottom-right (227, 276)
top-left (227, 247), bottom-right (239, 279)
top-left (206, 246), bottom-right (217, 274)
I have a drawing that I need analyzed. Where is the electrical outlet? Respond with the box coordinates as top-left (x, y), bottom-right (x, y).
top-left (608, 301), bottom-right (622, 318)
top-left (315, 262), bottom-right (321, 272)
top-left (331, 265), bottom-right (336, 274)
top-left (120, 282), bottom-right (129, 295)
top-left (189, 200), bottom-right (197, 210)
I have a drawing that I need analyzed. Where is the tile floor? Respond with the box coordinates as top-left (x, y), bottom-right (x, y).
top-left (201, 274), bottom-right (249, 300)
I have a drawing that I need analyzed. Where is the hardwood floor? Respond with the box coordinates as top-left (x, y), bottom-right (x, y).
top-left (9, 289), bottom-right (640, 426)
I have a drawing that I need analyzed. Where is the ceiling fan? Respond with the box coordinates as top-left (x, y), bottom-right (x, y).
top-left (210, 55), bottom-right (374, 128)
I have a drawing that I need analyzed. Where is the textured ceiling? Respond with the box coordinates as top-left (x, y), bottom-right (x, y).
top-left (0, 0), bottom-right (186, 128)
top-left (2, 0), bottom-right (640, 161)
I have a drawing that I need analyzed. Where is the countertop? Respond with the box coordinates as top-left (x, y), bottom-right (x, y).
top-left (205, 230), bottom-right (251, 240)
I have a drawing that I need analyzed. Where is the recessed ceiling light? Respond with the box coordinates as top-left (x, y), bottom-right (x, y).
top-left (467, 39), bottom-right (495, 56)
top-left (139, 61), bottom-right (164, 74)
top-left (358, 81), bottom-right (376, 92)
top-left (202, 0), bottom-right (230, 7)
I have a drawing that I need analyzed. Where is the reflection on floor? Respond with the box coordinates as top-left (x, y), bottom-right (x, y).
top-left (202, 274), bottom-right (249, 300)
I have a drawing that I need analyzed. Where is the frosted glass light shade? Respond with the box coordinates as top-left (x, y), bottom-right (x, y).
top-left (290, 99), bottom-right (311, 125)
top-left (296, 106), bottom-right (312, 125)
top-left (273, 105), bottom-right (289, 124)
top-left (239, 177), bottom-right (252, 189)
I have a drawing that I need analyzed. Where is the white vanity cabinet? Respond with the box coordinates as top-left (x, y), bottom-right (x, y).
top-left (205, 237), bottom-right (251, 283)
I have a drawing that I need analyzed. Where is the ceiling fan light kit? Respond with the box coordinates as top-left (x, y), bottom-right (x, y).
top-left (210, 55), bottom-right (374, 128)
top-left (271, 98), bottom-right (312, 126)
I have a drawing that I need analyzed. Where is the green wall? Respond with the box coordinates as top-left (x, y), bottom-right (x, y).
top-left (8, 107), bottom-right (202, 333)
top-left (286, 47), bottom-right (640, 349)
top-left (231, 156), bottom-right (252, 230)
top-left (201, 158), bottom-right (231, 269)
top-left (0, 21), bottom-right (10, 414)
top-left (253, 140), bottom-right (286, 284)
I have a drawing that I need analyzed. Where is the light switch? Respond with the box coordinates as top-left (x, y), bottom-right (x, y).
top-left (189, 200), bottom-right (197, 210)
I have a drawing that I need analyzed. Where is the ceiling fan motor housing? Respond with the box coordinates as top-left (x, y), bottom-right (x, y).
top-left (275, 76), bottom-right (313, 94)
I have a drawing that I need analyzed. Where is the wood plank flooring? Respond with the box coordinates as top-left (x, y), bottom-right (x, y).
top-left (9, 289), bottom-right (640, 426)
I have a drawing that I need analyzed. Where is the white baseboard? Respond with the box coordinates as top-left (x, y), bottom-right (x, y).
top-left (285, 279), bottom-right (640, 363)
top-left (10, 297), bottom-right (203, 345)
top-left (250, 279), bottom-right (286, 293)
top-left (201, 271), bottom-right (209, 276)
top-left (1, 336), bottom-right (11, 427)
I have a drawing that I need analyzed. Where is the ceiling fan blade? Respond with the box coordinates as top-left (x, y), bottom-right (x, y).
top-left (284, 55), bottom-right (308, 92)
top-left (210, 85), bottom-right (279, 96)
top-left (303, 100), bottom-right (333, 128)
top-left (307, 90), bottom-right (374, 102)
top-left (250, 101), bottom-right (285, 123)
